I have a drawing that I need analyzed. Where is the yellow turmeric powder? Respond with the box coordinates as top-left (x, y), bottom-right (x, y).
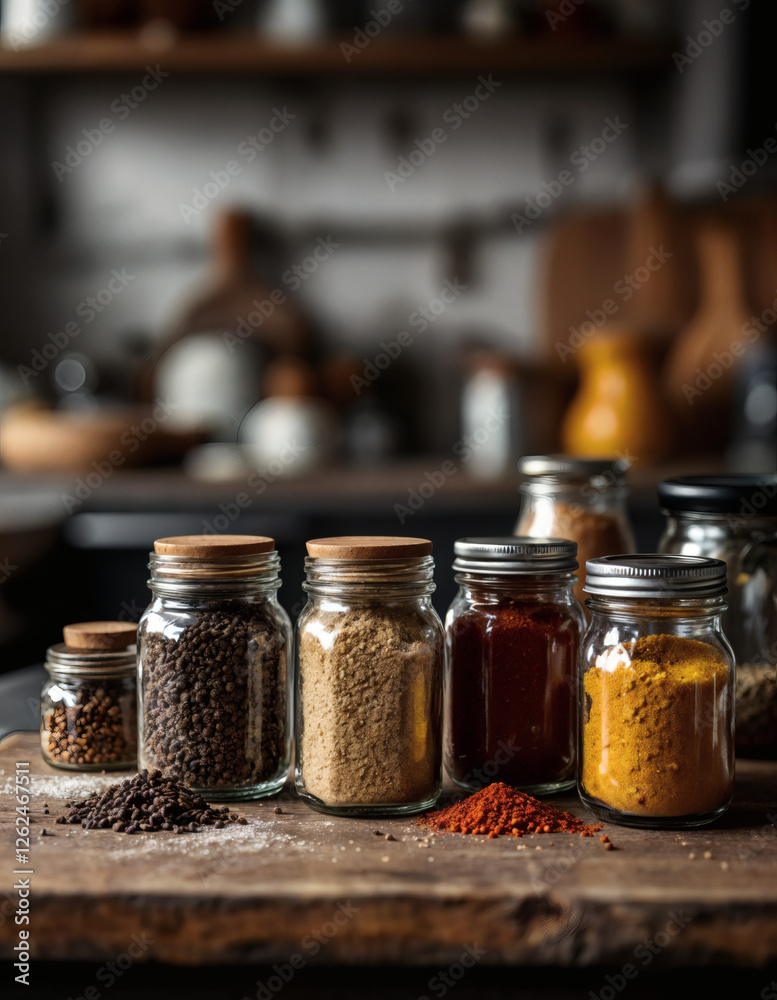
top-left (582, 633), bottom-right (733, 818)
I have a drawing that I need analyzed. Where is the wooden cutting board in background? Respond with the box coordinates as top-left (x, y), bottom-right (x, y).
top-left (539, 185), bottom-right (700, 371)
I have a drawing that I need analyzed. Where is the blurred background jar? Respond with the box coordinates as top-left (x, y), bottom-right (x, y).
top-left (658, 475), bottom-right (777, 758)
top-left (515, 455), bottom-right (636, 603)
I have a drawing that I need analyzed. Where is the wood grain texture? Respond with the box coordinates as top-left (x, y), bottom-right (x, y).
top-left (0, 35), bottom-right (675, 77)
top-left (2, 731), bottom-right (777, 967)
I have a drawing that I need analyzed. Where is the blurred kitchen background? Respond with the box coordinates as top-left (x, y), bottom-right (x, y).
top-left (0, 0), bottom-right (776, 678)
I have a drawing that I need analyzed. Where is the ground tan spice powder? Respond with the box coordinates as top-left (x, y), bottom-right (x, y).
top-left (518, 503), bottom-right (632, 603)
top-left (298, 604), bottom-right (442, 806)
top-left (582, 634), bottom-right (732, 818)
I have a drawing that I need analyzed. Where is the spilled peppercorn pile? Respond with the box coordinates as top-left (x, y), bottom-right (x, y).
top-left (418, 782), bottom-right (603, 838)
top-left (55, 769), bottom-right (247, 834)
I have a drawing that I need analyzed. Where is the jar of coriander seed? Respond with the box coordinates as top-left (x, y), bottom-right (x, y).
top-left (41, 622), bottom-right (138, 771)
top-left (137, 535), bottom-right (292, 800)
top-left (295, 536), bottom-right (444, 817)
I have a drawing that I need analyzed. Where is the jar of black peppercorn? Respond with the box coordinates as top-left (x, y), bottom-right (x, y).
top-left (138, 535), bottom-right (292, 800)
top-left (41, 622), bottom-right (138, 771)
top-left (445, 538), bottom-right (585, 795)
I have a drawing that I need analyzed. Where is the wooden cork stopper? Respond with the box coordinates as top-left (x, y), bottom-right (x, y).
top-left (154, 535), bottom-right (275, 557)
top-left (306, 536), bottom-right (433, 559)
top-left (63, 622), bottom-right (137, 651)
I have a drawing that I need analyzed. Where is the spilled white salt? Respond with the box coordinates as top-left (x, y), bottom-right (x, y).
top-left (0, 773), bottom-right (118, 801)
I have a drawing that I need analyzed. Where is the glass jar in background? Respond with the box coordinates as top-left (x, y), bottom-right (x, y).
top-left (41, 622), bottom-right (138, 771)
top-left (296, 536), bottom-right (443, 817)
top-left (579, 555), bottom-right (734, 829)
top-left (138, 535), bottom-right (292, 800)
top-left (445, 537), bottom-right (585, 795)
top-left (658, 476), bottom-right (777, 758)
top-left (515, 455), bottom-right (636, 603)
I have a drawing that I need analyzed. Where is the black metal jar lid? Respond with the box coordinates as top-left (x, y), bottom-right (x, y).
top-left (584, 554), bottom-right (727, 599)
top-left (453, 537), bottom-right (578, 575)
top-left (657, 475), bottom-right (777, 516)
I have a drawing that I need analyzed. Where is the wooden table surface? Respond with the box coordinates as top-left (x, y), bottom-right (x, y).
top-left (2, 731), bottom-right (777, 968)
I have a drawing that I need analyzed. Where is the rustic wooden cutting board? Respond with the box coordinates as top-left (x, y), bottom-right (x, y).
top-left (2, 731), bottom-right (777, 967)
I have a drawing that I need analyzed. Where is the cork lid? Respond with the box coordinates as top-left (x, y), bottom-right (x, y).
top-left (62, 621), bottom-right (137, 651)
top-left (306, 536), bottom-right (432, 559)
top-left (154, 535), bottom-right (275, 556)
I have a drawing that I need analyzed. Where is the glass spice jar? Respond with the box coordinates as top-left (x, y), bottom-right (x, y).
top-left (658, 475), bottom-right (777, 758)
top-left (41, 621), bottom-right (138, 771)
top-left (138, 535), bottom-right (292, 801)
top-left (515, 455), bottom-right (636, 604)
top-left (295, 536), bottom-right (443, 817)
top-left (445, 537), bottom-right (585, 795)
top-left (578, 555), bottom-right (735, 829)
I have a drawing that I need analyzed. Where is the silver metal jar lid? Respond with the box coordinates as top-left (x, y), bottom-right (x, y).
top-left (453, 537), bottom-right (578, 575)
top-left (518, 454), bottom-right (629, 481)
top-left (584, 554), bottom-right (727, 598)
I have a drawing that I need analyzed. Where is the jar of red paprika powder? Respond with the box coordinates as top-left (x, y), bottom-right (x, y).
top-left (445, 537), bottom-right (585, 795)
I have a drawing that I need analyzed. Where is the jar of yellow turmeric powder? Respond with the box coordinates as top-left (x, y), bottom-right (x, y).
top-left (578, 555), bottom-right (734, 829)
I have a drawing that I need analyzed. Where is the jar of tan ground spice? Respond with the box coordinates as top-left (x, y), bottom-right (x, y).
top-left (41, 622), bottom-right (138, 771)
top-left (138, 535), bottom-right (292, 800)
top-left (515, 455), bottom-right (636, 604)
top-left (579, 555), bottom-right (734, 829)
top-left (295, 536), bottom-right (443, 816)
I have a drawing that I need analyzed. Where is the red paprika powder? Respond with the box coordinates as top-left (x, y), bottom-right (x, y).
top-left (418, 782), bottom-right (602, 838)
top-left (445, 538), bottom-right (585, 794)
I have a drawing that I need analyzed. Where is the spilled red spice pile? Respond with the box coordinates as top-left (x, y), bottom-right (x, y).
top-left (418, 782), bottom-right (603, 839)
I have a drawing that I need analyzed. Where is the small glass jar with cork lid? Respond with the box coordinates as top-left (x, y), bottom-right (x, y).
top-left (137, 534), bottom-right (292, 800)
top-left (295, 536), bottom-right (444, 816)
top-left (578, 554), bottom-right (735, 829)
top-left (41, 621), bottom-right (138, 771)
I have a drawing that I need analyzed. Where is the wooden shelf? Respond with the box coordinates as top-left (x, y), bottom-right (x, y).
top-left (0, 32), bottom-right (675, 77)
